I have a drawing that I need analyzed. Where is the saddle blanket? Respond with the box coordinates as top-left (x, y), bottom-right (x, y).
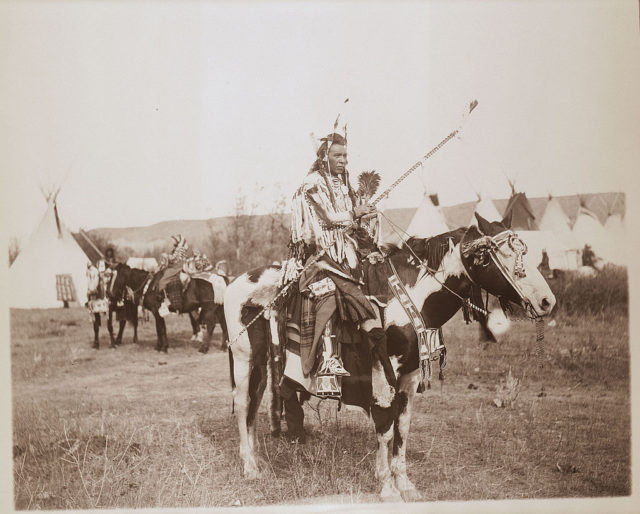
top-left (189, 271), bottom-right (226, 304)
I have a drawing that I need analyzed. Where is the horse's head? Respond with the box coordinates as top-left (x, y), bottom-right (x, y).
top-left (461, 213), bottom-right (556, 318)
top-left (108, 263), bottom-right (131, 300)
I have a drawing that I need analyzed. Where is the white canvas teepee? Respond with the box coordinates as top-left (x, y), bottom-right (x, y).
top-left (518, 230), bottom-right (579, 271)
top-left (469, 194), bottom-right (501, 225)
top-left (602, 212), bottom-right (626, 265)
top-left (572, 202), bottom-right (608, 261)
top-left (539, 196), bottom-right (572, 237)
top-left (404, 192), bottom-right (450, 239)
top-left (536, 195), bottom-right (581, 268)
top-left (8, 190), bottom-right (91, 309)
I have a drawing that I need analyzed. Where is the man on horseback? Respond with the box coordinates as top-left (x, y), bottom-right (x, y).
top-left (279, 131), bottom-right (395, 435)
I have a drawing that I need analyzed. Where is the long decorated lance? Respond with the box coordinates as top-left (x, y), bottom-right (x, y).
top-left (372, 99), bottom-right (478, 206)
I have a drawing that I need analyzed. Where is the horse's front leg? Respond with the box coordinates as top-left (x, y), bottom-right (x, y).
top-left (188, 310), bottom-right (200, 342)
top-left (160, 316), bottom-right (169, 353)
top-left (116, 319), bottom-right (126, 346)
top-left (92, 313), bottom-right (100, 349)
top-left (391, 369), bottom-right (422, 501)
top-left (371, 359), bottom-right (401, 502)
top-left (197, 305), bottom-right (214, 354)
top-left (107, 308), bottom-right (116, 347)
top-left (153, 311), bottom-right (163, 352)
top-left (132, 312), bottom-right (139, 344)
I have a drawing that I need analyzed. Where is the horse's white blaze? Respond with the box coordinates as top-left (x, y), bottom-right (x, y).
top-left (496, 243), bottom-right (556, 316)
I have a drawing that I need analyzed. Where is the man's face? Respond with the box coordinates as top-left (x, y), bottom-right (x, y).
top-left (327, 143), bottom-right (347, 175)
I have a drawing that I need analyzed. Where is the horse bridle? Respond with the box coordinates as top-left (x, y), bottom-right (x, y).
top-left (460, 229), bottom-right (539, 320)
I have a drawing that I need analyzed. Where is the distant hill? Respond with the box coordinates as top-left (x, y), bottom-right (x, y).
top-left (85, 192), bottom-right (624, 258)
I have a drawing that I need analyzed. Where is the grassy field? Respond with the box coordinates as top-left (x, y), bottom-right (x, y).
top-left (10, 306), bottom-right (630, 509)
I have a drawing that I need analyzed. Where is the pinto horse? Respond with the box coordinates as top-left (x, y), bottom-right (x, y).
top-left (223, 214), bottom-right (555, 501)
top-left (110, 264), bottom-right (227, 353)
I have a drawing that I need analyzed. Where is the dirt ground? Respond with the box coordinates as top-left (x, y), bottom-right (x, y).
top-left (10, 306), bottom-right (630, 509)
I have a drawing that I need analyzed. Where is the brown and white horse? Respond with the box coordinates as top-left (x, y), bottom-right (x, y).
top-left (223, 215), bottom-right (555, 501)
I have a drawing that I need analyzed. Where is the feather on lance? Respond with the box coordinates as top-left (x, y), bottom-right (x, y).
top-left (357, 170), bottom-right (381, 201)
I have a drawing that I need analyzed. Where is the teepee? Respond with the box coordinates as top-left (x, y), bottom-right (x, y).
top-left (8, 188), bottom-right (92, 309)
top-left (536, 194), bottom-right (581, 268)
top-left (469, 193), bottom-right (502, 225)
top-left (600, 193), bottom-right (626, 265)
top-left (404, 191), bottom-right (450, 239)
top-left (501, 179), bottom-right (539, 231)
top-left (571, 197), bottom-right (608, 261)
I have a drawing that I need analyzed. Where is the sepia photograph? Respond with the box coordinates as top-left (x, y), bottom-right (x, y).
top-left (1, 0), bottom-right (638, 512)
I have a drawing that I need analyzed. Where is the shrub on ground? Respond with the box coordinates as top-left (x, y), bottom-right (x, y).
top-left (548, 265), bottom-right (628, 317)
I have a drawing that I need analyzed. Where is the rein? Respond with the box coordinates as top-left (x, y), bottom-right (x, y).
top-left (380, 211), bottom-right (488, 317)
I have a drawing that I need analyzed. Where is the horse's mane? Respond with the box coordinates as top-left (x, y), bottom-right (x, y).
top-left (386, 228), bottom-right (467, 271)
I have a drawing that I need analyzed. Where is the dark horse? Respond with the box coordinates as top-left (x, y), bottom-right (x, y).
top-left (91, 300), bottom-right (139, 349)
top-left (110, 263), bottom-right (227, 353)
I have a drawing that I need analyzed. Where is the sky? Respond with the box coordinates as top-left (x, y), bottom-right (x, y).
top-left (2, 0), bottom-right (639, 246)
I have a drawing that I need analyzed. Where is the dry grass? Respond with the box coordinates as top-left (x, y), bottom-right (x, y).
top-left (10, 307), bottom-right (630, 509)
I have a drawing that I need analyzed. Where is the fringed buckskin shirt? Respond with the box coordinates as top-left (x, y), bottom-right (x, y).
top-left (291, 170), bottom-right (358, 267)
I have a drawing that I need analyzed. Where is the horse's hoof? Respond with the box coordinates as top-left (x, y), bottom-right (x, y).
top-left (244, 467), bottom-right (261, 481)
top-left (400, 488), bottom-right (422, 502)
top-left (380, 492), bottom-right (403, 503)
top-left (380, 483), bottom-right (402, 503)
top-left (282, 431), bottom-right (306, 444)
top-left (109, 344), bottom-right (116, 349)
top-left (198, 346), bottom-right (209, 354)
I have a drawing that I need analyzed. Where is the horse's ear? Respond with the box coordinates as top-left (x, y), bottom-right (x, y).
top-left (501, 210), bottom-right (513, 229)
top-left (475, 213), bottom-right (492, 235)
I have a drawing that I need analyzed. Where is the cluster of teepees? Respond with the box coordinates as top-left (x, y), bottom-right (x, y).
top-left (381, 171), bottom-right (625, 271)
top-left (578, 193), bottom-right (626, 266)
top-left (8, 186), bottom-right (99, 309)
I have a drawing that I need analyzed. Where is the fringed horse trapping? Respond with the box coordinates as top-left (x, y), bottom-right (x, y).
top-left (224, 214), bottom-right (555, 501)
top-left (109, 264), bottom-right (228, 353)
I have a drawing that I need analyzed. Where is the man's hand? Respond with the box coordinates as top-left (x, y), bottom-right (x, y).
top-left (354, 204), bottom-right (377, 219)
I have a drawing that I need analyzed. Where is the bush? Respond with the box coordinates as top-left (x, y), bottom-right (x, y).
top-left (548, 265), bottom-right (628, 317)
